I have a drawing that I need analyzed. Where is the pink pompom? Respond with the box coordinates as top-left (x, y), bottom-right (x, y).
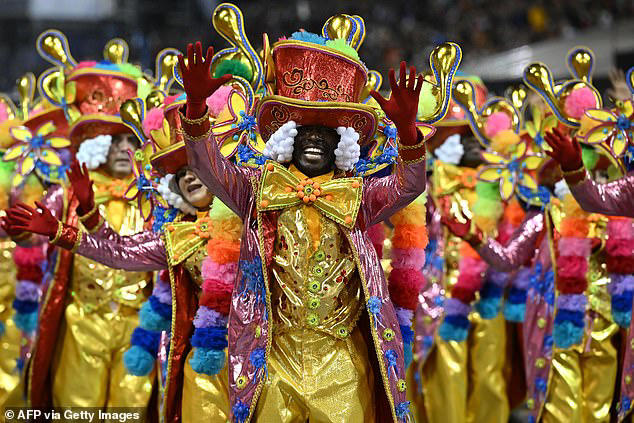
top-left (564, 87), bottom-right (596, 119)
top-left (484, 112), bottom-right (512, 138)
top-left (75, 61), bottom-right (97, 69)
top-left (607, 238), bottom-right (634, 257)
top-left (0, 102), bottom-right (9, 123)
top-left (13, 246), bottom-right (45, 267)
top-left (206, 85), bottom-right (233, 118)
top-left (458, 256), bottom-right (487, 276)
top-left (201, 258), bottom-right (238, 284)
top-left (391, 247), bottom-right (426, 269)
top-left (557, 255), bottom-right (588, 279)
top-left (558, 237), bottom-right (591, 258)
top-left (142, 107), bottom-right (165, 137)
top-left (607, 220), bottom-right (634, 240)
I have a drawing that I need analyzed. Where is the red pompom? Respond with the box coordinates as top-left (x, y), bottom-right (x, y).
top-left (200, 278), bottom-right (233, 315)
top-left (17, 266), bottom-right (43, 283)
top-left (13, 246), bottom-right (45, 268)
top-left (557, 276), bottom-right (588, 294)
top-left (557, 255), bottom-right (587, 280)
top-left (606, 256), bottom-right (634, 274)
top-left (452, 285), bottom-right (477, 303)
top-left (388, 268), bottom-right (425, 310)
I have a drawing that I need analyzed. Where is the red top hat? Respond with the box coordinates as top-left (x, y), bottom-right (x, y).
top-left (256, 40), bottom-right (378, 145)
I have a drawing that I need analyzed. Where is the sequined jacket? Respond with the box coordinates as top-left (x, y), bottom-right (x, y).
top-left (567, 170), bottom-right (634, 218)
top-left (185, 131), bottom-right (426, 422)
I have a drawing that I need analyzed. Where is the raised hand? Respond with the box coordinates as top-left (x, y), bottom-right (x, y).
top-left (67, 160), bottom-right (94, 215)
top-left (177, 42), bottom-right (232, 114)
top-left (544, 127), bottom-right (583, 172)
top-left (370, 61), bottom-right (423, 145)
top-left (4, 202), bottom-right (59, 238)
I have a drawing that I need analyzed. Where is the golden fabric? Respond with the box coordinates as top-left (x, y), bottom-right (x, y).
top-left (542, 315), bottom-right (617, 423)
top-left (0, 241), bottom-right (19, 407)
top-left (254, 328), bottom-right (374, 423)
top-left (182, 349), bottom-right (230, 423)
top-left (52, 302), bottom-right (153, 407)
top-left (71, 196), bottom-right (150, 313)
top-left (258, 161), bottom-right (362, 230)
top-left (271, 204), bottom-right (361, 338)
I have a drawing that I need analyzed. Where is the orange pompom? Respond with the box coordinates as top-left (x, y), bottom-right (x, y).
top-left (559, 218), bottom-right (589, 238)
top-left (503, 198), bottom-right (526, 226)
top-left (460, 242), bottom-right (481, 259)
top-left (207, 238), bottom-right (241, 264)
top-left (392, 224), bottom-right (428, 250)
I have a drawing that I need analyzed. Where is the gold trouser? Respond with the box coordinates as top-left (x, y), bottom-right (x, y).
top-left (52, 302), bottom-right (153, 408)
top-left (255, 328), bottom-right (375, 423)
top-left (542, 314), bottom-right (618, 423)
top-left (182, 349), bottom-right (230, 423)
top-left (420, 313), bottom-right (509, 423)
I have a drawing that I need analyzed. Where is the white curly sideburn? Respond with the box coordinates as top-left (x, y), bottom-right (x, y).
top-left (262, 121), bottom-right (361, 171)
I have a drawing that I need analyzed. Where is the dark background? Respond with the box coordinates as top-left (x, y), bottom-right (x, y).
top-left (0, 0), bottom-right (632, 96)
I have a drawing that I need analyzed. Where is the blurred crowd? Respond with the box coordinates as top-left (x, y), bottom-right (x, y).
top-left (0, 0), bottom-right (632, 92)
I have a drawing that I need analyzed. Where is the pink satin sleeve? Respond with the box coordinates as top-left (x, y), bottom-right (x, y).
top-left (477, 211), bottom-right (544, 272)
top-left (569, 171), bottom-right (634, 217)
top-left (361, 159), bottom-right (427, 227)
top-left (185, 133), bottom-right (257, 220)
top-left (77, 229), bottom-right (168, 272)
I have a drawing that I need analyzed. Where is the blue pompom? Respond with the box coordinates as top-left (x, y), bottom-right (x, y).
top-left (189, 347), bottom-right (226, 375)
top-left (289, 31), bottom-right (327, 45)
top-left (149, 295), bottom-right (172, 319)
top-left (475, 296), bottom-right (502, 319)
top-left (190, 326), bottom-right (228, 349)
top-left (403, 341), bottom-right (413, 368)
top-left (503, 302), bottom-right (526, 322)
top-left (613, 309), bottom-right (631, 328)
top-left (438, 320), bottom-right (468, 342)
top-left (553, 320), bottom-right (584, 348)
top-left (399, 324), bottom-right (414, 344)
top-left (13, 311), bottom-right (38, 334)
top-left (130, 327), bottom-right (161, 355)
top-left (12, 299), bottom-right (38, 314)
top-left (123, 345), bottom-right (155, 376)
top-left (139, 301), bottom-right (171, 332)
top-left (507, 287), bottom-right (527, 303)
top-left (535, 377), bottom-right (548, 393)
top-left (232, 401), bottom-right (250, 423)
top-left (444, 314), bottom-right (470, 329)
top-left (612, 292), bottom-right (634, 312)
top-left (554, 309), bottom-right (585, 327)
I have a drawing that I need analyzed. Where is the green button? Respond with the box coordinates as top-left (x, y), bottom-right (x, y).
top-left (397, 379), bottom-right (407, 392)
top-left (307, 313), bottom-right (319, 327)
top-left (383, 328), bottom-right (395, 341)
top-left (336, 326), bottom-right (349, 338)
top-left (313, 250), bottom-right (325, 261)
top-left (236, 375), bottom-right (247, 389)
top-left (312, 265), bottom-right (324, 276)
top-left (308, 280), bottom-right (321, 293)
top-left (308, 298), bottom-right (321, 309)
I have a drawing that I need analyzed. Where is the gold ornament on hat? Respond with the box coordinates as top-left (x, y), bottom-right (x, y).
top-left (321, 14), bottom-right (366, 51)
top-left (566, 46), bottom-right (594, 83)
top-left (505, 84), bottom-right (529, 114)
top-left (36, 29), bottom-right (77, 69)
top-left (103, 38), bottom-right (129, 64)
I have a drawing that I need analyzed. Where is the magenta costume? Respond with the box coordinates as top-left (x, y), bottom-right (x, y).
top-left (566, 171), bottom-right (634, 218)
top-left (183, 128), bottom-right (426, 421)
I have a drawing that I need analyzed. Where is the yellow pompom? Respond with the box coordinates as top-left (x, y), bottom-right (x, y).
top-left (490, 129), bottom-right (520, 155)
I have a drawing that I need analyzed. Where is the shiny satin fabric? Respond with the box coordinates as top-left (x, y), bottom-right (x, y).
top-left (182, 349), bottom-right (230, 423)
top-left (542, 314), bottom-right (617, 423)
top-left (569, 170), bottom-right (634, 218)
top-left (418, 313), bottom-right (509, 423)
top-left (254, 328), bottom-right (374, 423)
top-left (52, 303), bottom-right (153, 408)
top-left (0, 241), bottom-right (19, 407)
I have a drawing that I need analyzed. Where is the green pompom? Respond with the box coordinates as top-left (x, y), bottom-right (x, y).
top-left (325, 38), bottom-right (360, 61)
top-left (0, 160), bottom-right (14, 194)
top-left (118, 63), bottom-right (143, 79)
top-left (208, 197), bottom-right (236, 220)
top-left (213, 60), bottom-right (253, 81)
top-left (581, 146), bottom-right (599, 170)
top-left (417, 83), bottom-right (437, 120)
top-left (475, 181), bottom-right (501, 201)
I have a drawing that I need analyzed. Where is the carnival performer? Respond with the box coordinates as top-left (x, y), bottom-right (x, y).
top-left (4, 89), bottom-right (242, 422)
top-left (1, 33), bottom-right (156, 410)
top-left (442, 58), bottom-right (620, 422)
top-left (175, 25), bottom-right (430, 419)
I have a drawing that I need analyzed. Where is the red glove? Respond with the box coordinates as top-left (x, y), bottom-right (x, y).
top-left (4, 202), bottom-right (59, 239)
top-left (370, 61), bottom-right (423, 146)
top-left (544, 127), bottom-right (583, 172)
top-left (177, 42), bottom-right (233, 119)
top-left (0, 215), bottom-right (26, 238)
top-left (438, 197), bottom-right (485, 246)
top-left (66, 160), bottom-right (94, 215)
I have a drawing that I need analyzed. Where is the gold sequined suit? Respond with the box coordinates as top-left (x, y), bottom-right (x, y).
top-left (0, 239), bottom-right (20, 407)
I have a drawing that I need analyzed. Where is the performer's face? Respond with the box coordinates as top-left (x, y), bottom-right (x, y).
top-left (177, 168), bottom-right (213, 208)
top-left (292, 126), bottom-right (338, 177)
top-left (459, 135), bottom-right (484, 168)
top-left (106, 133), bottom-right (140, 178)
